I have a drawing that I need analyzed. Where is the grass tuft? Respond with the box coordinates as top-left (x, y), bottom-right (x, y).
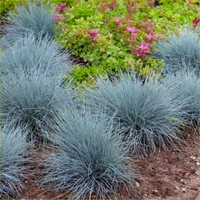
top-left (1, 69), bottom-right (75, 143)
top-left (85, 73), bottom-right (186, 155)
top-left (2, 33), bottom-right (73, 77)
top-left (152, 28), bottom-right (200, 75)
top-left (163, 70), bottom-right (200, 129)
top-left (2, 1), bottom-right (55, 46)
top-left (41, 106), bottom-right (137, 199)
top-left (0, 126), bottom-right (32, 198)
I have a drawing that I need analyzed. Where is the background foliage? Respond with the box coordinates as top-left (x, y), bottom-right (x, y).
top-left (54, 0), bottom-right (199, 86)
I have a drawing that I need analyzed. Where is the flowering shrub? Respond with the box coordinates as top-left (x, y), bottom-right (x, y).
top-left (193, 17), bottom-right (200, 28)
top-left (132, 41), bottom-right (150, 58)
top-left (0, 0), bottom-right (73, 18)
top-left (0, 0), bottom-right (28, 17)
top-left (54, 0), bottom-right (199, 86)
top-left (55, 3), bottom-right (66, 12)
top-left (87, 29), bottom-right (99, 41)
top-left (2, 0), bottom-right (199, 87)
top-left (108, 1), bottom-right (117, 10)
top-left (53, 13), bottom-right (62, 20)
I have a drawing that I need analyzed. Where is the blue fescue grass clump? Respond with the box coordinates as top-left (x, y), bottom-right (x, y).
top-left (2, 1), bottom-right (55, 45)
top-left (85, 73), bottom-right (186, 156)
top-left (152, 28), bottom-right (200, 75)
top-left (1, 33), bottom-right (73, 76)
top-left (0, 126), bottom-right (32, 198)
top-left (163, 70), bottom-right (200, 129)
top-left (1, 69), bottom-right (76, 143)
top-left (41, 106), bottom-right (136, 199)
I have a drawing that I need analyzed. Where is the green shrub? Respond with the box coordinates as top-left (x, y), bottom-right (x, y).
top-left (54, 0), bottom-right (199, 85)
top-left (0, 0), bottom-right (72, 18)
top-left (0, 0), bottom-right (28, 17)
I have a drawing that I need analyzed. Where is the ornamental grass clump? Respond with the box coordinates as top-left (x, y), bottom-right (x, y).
top-left (0, 126), bottom-right (32, 198)
top-left (2, 1), bottom-right (55, 46)
top-left (152, 28), bottom-right (200, 75)
top-left (1, 69), bottom-right (75, 143)
top-left (41, 107), bottom-right (136, 199)
top-left (85, 73), bottom-right (185, 156)
top-left (1, 33), bottom-right (73, 76)
top-left (163, 70), bottom-right (200, 129)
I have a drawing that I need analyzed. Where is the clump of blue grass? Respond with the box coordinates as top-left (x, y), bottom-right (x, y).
top-left (40, 106), bottom-right (137, 199)
top-left (162, 69), bottom-right (200, 130)
top-left (0, 126), bottom-right (32, 198)
top-left (84, 72), bottom-right (186, 156)
top-left (2, 0), bottom-right (55, 46)
top-left (1, 33), bottom-right (73, 77)
top-left (1, 69), bottom-right (76, 143)
top-left (152, 28), bottom-right (200, 75)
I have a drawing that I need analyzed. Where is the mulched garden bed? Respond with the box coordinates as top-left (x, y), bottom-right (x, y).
top-left (17, 127), bottom-right (199, 199)
top-left (1, 17), bottom-right (199, 200)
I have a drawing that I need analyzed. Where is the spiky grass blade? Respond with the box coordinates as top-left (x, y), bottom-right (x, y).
top-left (0, 126), bottom-right (32, 198)
top-left (1, 69), bottom-right (75, 143)
top-left (2, 1), bottom-right (55, 46)
top-left (85, 73), bottom-right (185, 155)
top-left (41, 106), bottom-right (137, 199)
top-left (152, 28), bottom-right (200, 75)
top-left (163, 70), bottom-right (200, 129)
top-left (2, 33), bottom-right (73, 76)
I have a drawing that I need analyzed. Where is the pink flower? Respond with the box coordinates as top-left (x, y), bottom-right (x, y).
top-left (132, 41), bottom-right (150, 57)
top-left (146, 27), bottom-right (153, 34)
top-left (193, 18), bottom-right (200, 28)
top-left (55, 3), bottom-right (66, 12)
top-left (114, 17), bottom-right (123, 26)
top-left (126, 26), bottom-right (137, 34)
top-left (141, 21), bottom-right (155, 29)
top-left (131, 32), bottom-right (138, 38)
top-left (146, 33), bottom-right (156, 43)
top-left (128, 35), bottom-right (138, 44)
top-left (53, 14), bottom-right (62, 20)
top-left (87, 29), bottom-right (99, 41)
top-left (148, 2), bottom-right (155, 7)
top-left (108, 1), bottom-right (117, 10)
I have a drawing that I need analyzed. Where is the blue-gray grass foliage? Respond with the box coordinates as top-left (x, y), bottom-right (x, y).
top-left (41, 106), bottom-right (136, 199)
top-left (152, 28), bottom-right (200, 75)
top-left (2, 34), bottom-right (73, 77)
top-left (0, 126), bottom-right (32, 198)
top-left (85, 73), bottom-right (186, 156)
top-left (163, 70), bottom-right (200, 128)
top-left (1, 69), bottom-right (76, 143)
top-left (2, 1), bottom-right (55, 46)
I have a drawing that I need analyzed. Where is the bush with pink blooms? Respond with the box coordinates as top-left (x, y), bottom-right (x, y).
top-left (53, 0), bottom-right (199, 87)
top-left (2, 0), bottom-right (196, 87)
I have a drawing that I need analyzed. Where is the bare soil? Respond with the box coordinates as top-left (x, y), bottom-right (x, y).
top-left (16, 127), bottom-right (199, 200)
top-left (131, 127), bottom-right (200, 200)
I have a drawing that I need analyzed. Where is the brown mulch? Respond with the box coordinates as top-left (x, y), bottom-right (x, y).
top-left (130, 127), bottom-right (200, 200)
top-left (16, 127), bottom-right (199, 199)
